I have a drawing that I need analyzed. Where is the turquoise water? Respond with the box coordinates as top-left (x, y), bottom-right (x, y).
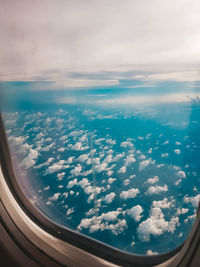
top-left (2, 88), bottom-right (200, 255)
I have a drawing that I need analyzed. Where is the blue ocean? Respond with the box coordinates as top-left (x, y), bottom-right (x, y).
top-left (1, 86), bottom-right (200, 255)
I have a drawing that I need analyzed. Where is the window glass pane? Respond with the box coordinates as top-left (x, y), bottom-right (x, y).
top-left (1, 86), bottom-right (200, 255)
top-left (1, 0), bottom-right (200, 257)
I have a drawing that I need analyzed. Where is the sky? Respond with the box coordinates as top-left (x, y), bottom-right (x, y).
top-left (1, 0), bottom-right (200, 89)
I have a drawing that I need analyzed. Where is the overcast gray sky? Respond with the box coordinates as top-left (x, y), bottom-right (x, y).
top-left (1, 0), bottom-right (200, 87)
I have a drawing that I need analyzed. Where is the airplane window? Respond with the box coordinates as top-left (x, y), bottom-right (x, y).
top-left (1, 0), bottom-right (200, 262)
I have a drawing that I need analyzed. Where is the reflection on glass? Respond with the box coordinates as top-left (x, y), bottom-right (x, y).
top-left (1, 86), bottom-right (200, 255)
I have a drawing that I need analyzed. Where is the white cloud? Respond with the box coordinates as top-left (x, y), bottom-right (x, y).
top-left (67, 178), bottom-right (77, 189)
top-left (104, 192), bottom-right (116, 204)
top-left (124, 154), bottom-right (136, 166)
top-left (69, 130), bottom-right (84, 137)
top-left (118, 166), bottom-right (127, 173)
top-left (34, 157), bottom-right (53, 169)
top-left (41, 142), bottom-right (55, 152)
top-left (184, 194), bottom-right (200, 208)
top-left (77, 154), bottom-right (89, 162)
top-left (49, 192), bottom-right (61, 201)
top-left (59, 135), bottom-right (68, 141)
top-left (78, 178), bottom-right (90, 189)
top-left (174, 149), bottom-right (181, 155)
top-left (78, 212), bottom-right (127, 235)
top-left (103, 155), bottom-right (113, 164)
top-left (127, 205), bottom-right (143, 222)
top-left (106, 138), bottom-right (116, 145)
top-left (43, 185), bottom-right (50, 191)
top-left (57, 172), bottom-right (65, 180)
top-left (146, 185), bottom-right (168, 195)
top-left (152, 198), bottom-right (173, 209)
top-left (123, 179), bottom-right (130, 186)
top-left (107, 170), bottom-right (113, 176)
top-left (108, 178), bottom-right (116, 184)
top-left (137, 207), bottom-right (179, 242)
top-left (184, 213), bottom-right (197, 223)
top-left (176, 141), bottom-right (181, 145)
top-left (176, 208), bottom-right (189, 215)
top-left (161, 153), bottom-right (169, 158)
top-left (45, 160), bottom-right (67, 175)
top-left (113, 153), bottom-right (124, 161)
top-left (68, 142), bottom-right (89, 151)
top-left (70, 164), bottom-right (82, 176)
top-left (120, 142), bottom-right (133, 148)
top-left (93, 162), bottom-right (108, 173)
top-left (139, 158), bottom-right (155, 171)
top-left (139, 154), bottom-right (146, 160)
top-left (58, 147), bottom-right (65, 152)
top-left (21, 147), bottom-right (39, 169)
top-left (120, 188), bottom-right (139, 200)
top-left (177, 171), bottom-right (186, 179)
top-left (67, 156), bottom-right (74, 164)
top-left (103, 211), bottom-right (120, 222)
top-left (146, 176), bottom-right (159, 184)
top-left (2, 0), bottom-right (200, 85)
top-left (84, 186), bottom-right (93, 195)
top-left (146, 250), bottom-right (158, 255)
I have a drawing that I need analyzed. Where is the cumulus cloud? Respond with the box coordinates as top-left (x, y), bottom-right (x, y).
top-left (67, 178), bottom-right (78, 189)
top-left (177, 171), bottom-right (186, 179)
top-left (139, 158), bottom-right (155, 171)
top-left (69, 130), bottom-right (84, 137)
top-left (118, 166), bottom-right (127, 173)
top-left (124, 154), bottom-right (136, 166)
top-left (152, 198), bottom-right (173, 209)
top-left (45, 160), bottom-right (68, 175)
top-left (104, 192), bottom-right (116, 204)
top-left (78, 178), bottom-right (90, 189)
top-left (93, 162), bottom-right (108, 173)
top-left (184, 213), bottom-right (197, 223)
top-left (68, 142), bottom-right (89, 151)
top-left (137, 207), bottom-right (179, 242)
top-left (106, 138), bottom-right (116, 145)
top-left (58, 147), bottom-right (65, 152)
top-left (184, 194), bottom-right (200, 208)
top-left (34, 157), bottom-right (53, 169)
top-left (174, 149), bottom-right (181, 155)
top-left (161, 153), bottom-right (169, 158)
top-left (127, 205), bottom-right (143, 222)
top-left (113, 153), bottom-right (124, 162)
top-left (123, 179), bottom-right (130, 186)
top-left (107, 170), bottom-right (113, 176)
top-left (103, 155), bottom-right (113, 164)
top-left (49, 192), bottom-right (61, 201)
top-left (120, 142), bottom-right (133, 148)
top-left (108, 178), bottom-right (116, 184)
top-left (102, 211), bottom-right (120, 222)
top-left (146, 185), bottom-right (168, 195)
top-left (70, 164), bottom-right (82, 176)
top-left (77, 154), bottom-right (89, 162)
top-left (57, 172), bottom-right (65, 180)
top-left (84, 186), bottom-right (93, 195)
top-left (21, 146), bottom-right (39, 169)
top-left (176, 208), bottom-right (189, 215)
top-left (146, 250), bottom-right (158, 255)
top-left (78, 211), bottom-right (127, 235)
top-left (146, 176), bottom-right (159, 184)
top-left (120, 188), bottom-right (139, 200)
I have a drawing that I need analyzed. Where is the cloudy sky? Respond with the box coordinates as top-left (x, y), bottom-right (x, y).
top-left (1, 0), bottom-right (200, 88)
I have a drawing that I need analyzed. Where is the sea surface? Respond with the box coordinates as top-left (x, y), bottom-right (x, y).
top-left (2, 89), bottom-right (200, 255)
